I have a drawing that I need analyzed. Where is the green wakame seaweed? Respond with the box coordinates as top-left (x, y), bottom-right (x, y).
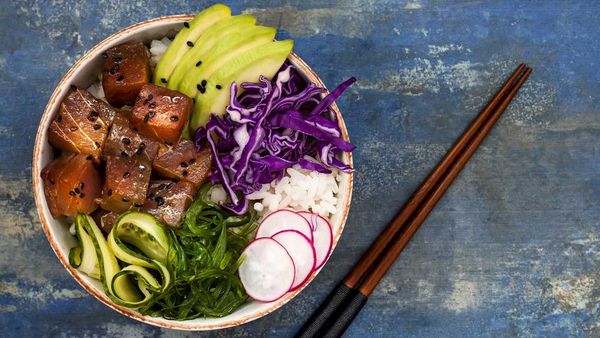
top-left (138, 184), bottom-right (257, 320)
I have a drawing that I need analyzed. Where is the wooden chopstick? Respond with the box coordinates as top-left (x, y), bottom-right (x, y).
top-left (295, 64), bottom-right (532, 338)
top-left (344, 63), bottom-right (528, 289)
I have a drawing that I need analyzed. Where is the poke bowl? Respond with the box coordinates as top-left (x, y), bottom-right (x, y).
top-left (32, 6), bottom-right (353, 331)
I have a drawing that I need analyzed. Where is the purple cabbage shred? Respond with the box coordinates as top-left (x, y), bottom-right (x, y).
top-left (194, 65), bottom-right (356, 214)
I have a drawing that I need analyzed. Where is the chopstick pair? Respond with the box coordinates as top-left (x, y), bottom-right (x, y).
top-left (295, 64), bottom-right (532, 338)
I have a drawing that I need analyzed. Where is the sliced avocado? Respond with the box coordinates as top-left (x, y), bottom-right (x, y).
top-left (153, 4), bottom-right (231, 86)
top-left (178, 26), bottom-right (277, 98)
top-left (167, 14), bottom-right (257, 90)
top-left (190, 40), bottom-right (294, 130)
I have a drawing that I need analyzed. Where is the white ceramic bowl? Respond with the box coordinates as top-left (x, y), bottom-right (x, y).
top-left (32, 15), bottom-right (353, 330)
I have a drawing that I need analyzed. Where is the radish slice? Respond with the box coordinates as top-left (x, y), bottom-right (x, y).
top-left (239, 238), bottom-right (295, 302)
top-left (272, 230), bottom-right (316, 291)
top-left (256, 209), bottom-right (313, 242)
top-left (298, 212), bottom-right (333, 270)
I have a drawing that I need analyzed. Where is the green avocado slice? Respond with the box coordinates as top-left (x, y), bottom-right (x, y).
top-left (153, 4), bottom-right (231, 86)
top-left (167, 14), bottom-right (257, 90)
top-left (178, 26), bottom-right (277, 98)
top-left (189, 40), bottom-right (294, 130)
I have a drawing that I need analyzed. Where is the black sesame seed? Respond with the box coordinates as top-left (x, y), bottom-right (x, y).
top-left (143, 114), bottom-right (150, 123)
top-left (79, 182), bottom-right (85, 189)
top-left (69, 126), bottom-right (78, 132)
top-left (148, 192), bottom-right (155, 199)
top-left (161, 78), bottom-right (167, 84)
top-left (135, 95), bottom-right (141, 102)
top-left (79, 193), bottom-right (85, 198)
top-left (93, 124), bottom-right (101, 130)
top-left (86, 155), bottom-right (93, 160)
top-left (147, 94), bottom-right (153, 101)
top-left (74, 187), bottom-right (80, 194)
top-left (121, 151), bottom-right (129, 157)
top-left (186, 41), bottom-right (194, 47)
top-left (57, 115), bottom-right (63, 122)
top-left (123, 171), bottom-right (130, 178)
top-left (156, 196), bottom-right (165, 206)
top-left (87, 111), bottom-right (99, 122)
top-left (149, 103), bottom-right (156, 109)
top-left (107, 189), bottom-right (112, 196)
top-left (170, 115), bottom-right (179, 122)
top-left (180, 162), bottom-right (188, 168)
top-left (167, 182), bottom-right (174, 189)
top-left (188, 158), bottom-right (195, 164)
top-left (102, 52), bottom-right (108, 59)
top-left (157, 183), bottom-right (166, 190)
top-left (116, 75), bottom-right (125, 82)
top-left (49, 178), bottom-right (56, 185)
top-left (148, 111), bottom-right (155, 118)
top-left (216, 84), bottom-right (222, 90)
top-left (184, 22), bottom-right (190, 28)
top-left (197, 84), bottom-right (203, 91)
top-left (134, 202), bottom-right (143, 208)
top-left (135, 143), bottom-right (145, 155)
top-left (94, 142), bottom-right (101, 148)
top-left (182, 170), bottom-right (188, 177)
top-left (195, 60), bottom-right (202, 67)
top-left (199, 86), bottom-right (206, 94)
top-left (201, 79), bottom-right (207, 87)
top-left (69, 191), bottom-right (76, 196)
top-left (109, 64), bottom-right (119, 75)
top-left (113, 56), bottom-right (123, 63)
top-left (122, 197), bottom-right (130, 202)
top-left (192, 98), bottom-right (196, 104)
top-left (121, 137), bottom-right (131, 145)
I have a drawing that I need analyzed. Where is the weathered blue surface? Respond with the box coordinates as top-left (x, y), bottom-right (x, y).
top-left (1, 0), bottom-right (599, 337)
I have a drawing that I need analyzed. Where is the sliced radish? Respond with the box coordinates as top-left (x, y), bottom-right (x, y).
top-left (272, 230), bottom-right (316, 291)
top-left (239, 238), bottom-right (295, 302)
top-left (256, 209), bottom-right (313, 242)
top-left (298, 211), bottom-right (333, 270)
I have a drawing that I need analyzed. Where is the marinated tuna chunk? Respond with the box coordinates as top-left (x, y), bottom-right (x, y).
top-left (98, 156), bottom-right (151, 213)
top-left (143, 180), bottom-right (197, 228)
top-left (102, 42), bottom-right (151, 107)
top-left (130, 84), bottom-right (192, 145)
top-left (153, 140), bottom-right (212, 188)
top-left (41, 153), bottom-right (101, 218)
top-left (48, 87), bottom-right (117, 162)
top-left (103, 113), bottom-right (160, 162)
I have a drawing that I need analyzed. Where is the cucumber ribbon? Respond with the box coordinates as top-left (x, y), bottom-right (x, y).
top-left (69, 212), bottom-right (174, 308)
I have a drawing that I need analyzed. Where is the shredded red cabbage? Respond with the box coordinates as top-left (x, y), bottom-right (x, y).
top-left (194, 65), bottom-right (355, 214)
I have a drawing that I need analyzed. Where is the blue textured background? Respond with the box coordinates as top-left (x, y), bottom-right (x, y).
top-left (1, 0), bottom-right (599, 337)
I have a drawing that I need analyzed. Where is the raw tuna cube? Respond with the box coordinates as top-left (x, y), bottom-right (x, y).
top-left (152, 140), bottom-right (212, 188)
top-left (130, 84), bottom-right (192, 145)
top-left (102, 42), bottom-right (150, 107)
top-left (143, 180), bottom-right (197, 228)
top-left (98, 156), bottom-right (151, 213)
top-left (41, 153), bottom-right (102, 218)
top-left (48, 87), bottom-right (117, 162)
top-left (103, 113), bottom-right (160, 162)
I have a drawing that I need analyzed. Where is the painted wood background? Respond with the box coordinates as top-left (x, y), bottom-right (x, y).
top-left (0, 0), bottom-right (599, 337)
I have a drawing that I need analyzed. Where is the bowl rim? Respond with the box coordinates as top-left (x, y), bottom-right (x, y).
top-left (32, 14), bottom-right (353, 331)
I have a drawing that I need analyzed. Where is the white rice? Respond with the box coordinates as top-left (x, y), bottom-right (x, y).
top-left (207, 165), bottom-right (340, 219)
top-left (86, 73), bottom-right (106, 101)
top-left (149, 37), bottom-right (172, 68)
